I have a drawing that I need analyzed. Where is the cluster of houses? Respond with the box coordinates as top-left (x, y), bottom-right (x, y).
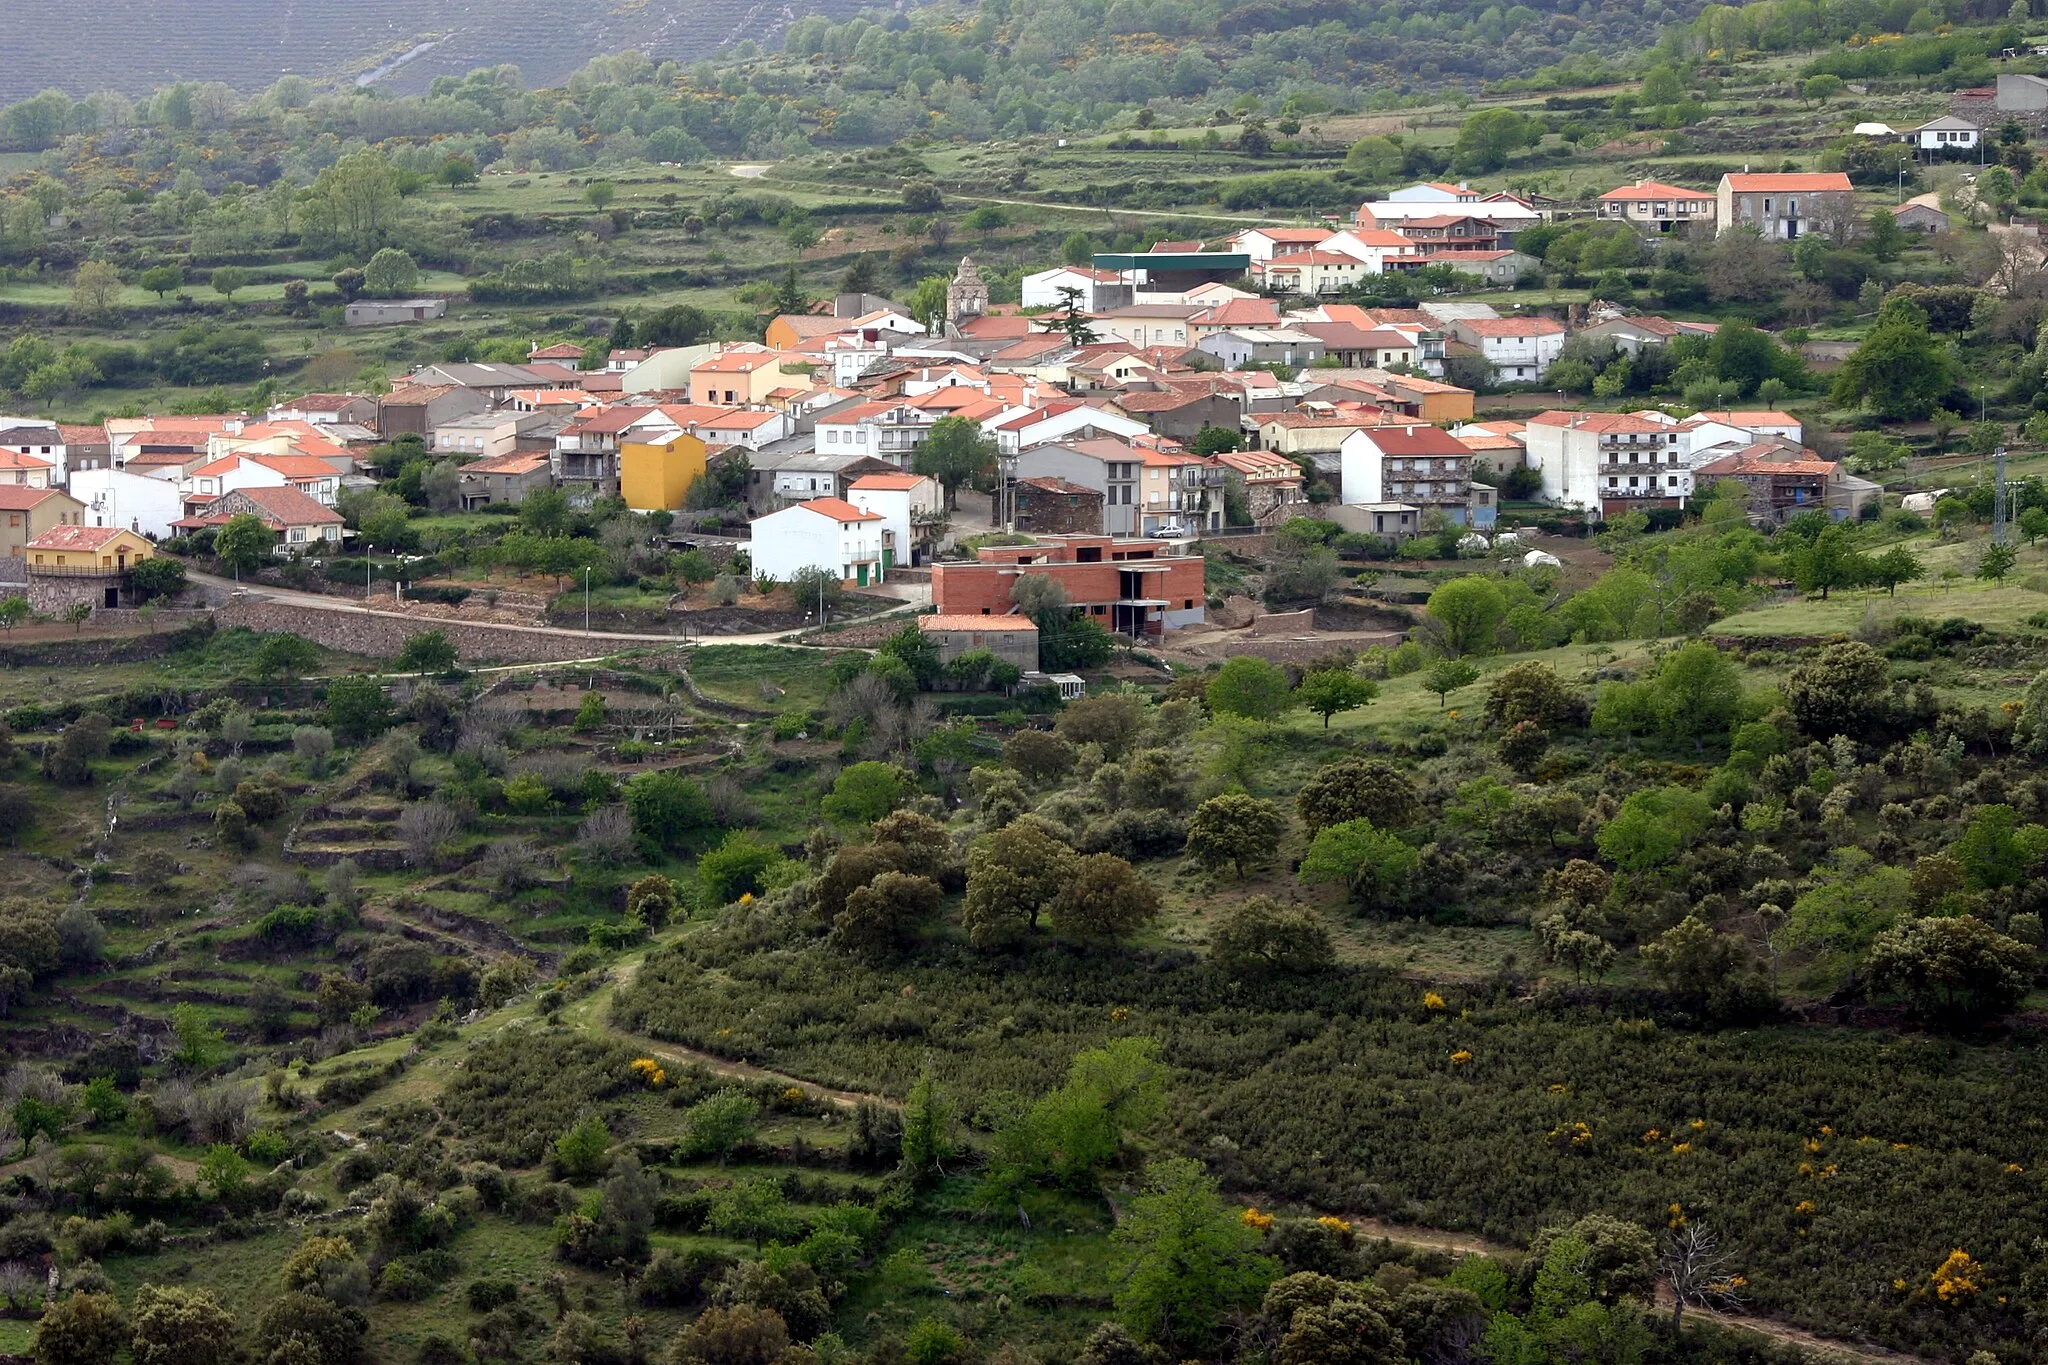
top-left (0, 175), bottom-right (1899, 636)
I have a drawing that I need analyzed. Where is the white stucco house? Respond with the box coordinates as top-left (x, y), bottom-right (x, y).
top-left (848, 472), bottom-right (942, 570)
top-left (69, 468), bottom-right (184, 539)
top-left (1448, 316), bottom-right (1567, 382)
top-left (749, 497), bottom-right (887, 588)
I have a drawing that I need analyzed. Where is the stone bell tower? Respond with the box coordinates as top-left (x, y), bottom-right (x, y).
top-left (946, 255), bottom-right (988, 325)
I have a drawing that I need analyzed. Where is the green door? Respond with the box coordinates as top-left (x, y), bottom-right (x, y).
top-left (856, 563), bottom-right (869, 586)
top-left (883, 548), bottom-right (895, 568)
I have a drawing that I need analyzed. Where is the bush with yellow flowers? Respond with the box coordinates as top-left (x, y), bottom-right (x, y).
top-left (1931, 1249), bottom-right (1983, 1304)
top-left (1240, 1207), bottom-right (1274, 1231)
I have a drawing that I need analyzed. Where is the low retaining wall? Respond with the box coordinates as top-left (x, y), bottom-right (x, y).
top-left (216, 600), bottom-right (676, 665)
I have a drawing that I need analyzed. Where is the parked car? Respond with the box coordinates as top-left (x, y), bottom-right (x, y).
top-left (1148, 522), bottom-right (1189, 539)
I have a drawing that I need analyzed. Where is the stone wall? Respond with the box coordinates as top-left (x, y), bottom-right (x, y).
top-left (1247, 608), bottom-right (1316, 636)
top-left (28, 574), bottom-right (112, 615)
top-left (216, 599), bottom-right (680, 664)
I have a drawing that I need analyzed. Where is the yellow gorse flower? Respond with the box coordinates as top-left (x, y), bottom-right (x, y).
top-left (1931, 1249), bottom-right (1983, 1303)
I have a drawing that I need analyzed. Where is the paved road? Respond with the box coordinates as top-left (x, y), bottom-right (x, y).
top-left (190, 570), bottom-right (928, 651)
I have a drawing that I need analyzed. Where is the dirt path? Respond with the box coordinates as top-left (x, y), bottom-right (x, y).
top-left (568, 951), bottom-right (891, 1111)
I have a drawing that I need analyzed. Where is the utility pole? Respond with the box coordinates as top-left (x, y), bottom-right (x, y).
top-left (1994, 445), bottom-right (2010, 546)
top-left (365, 545), bottom-right (373, 608)
top-left (583, 566), bottom-right (591, 635)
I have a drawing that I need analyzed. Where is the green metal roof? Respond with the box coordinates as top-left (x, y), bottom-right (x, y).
top-left (1092, 252), bottom-right (1250, 270)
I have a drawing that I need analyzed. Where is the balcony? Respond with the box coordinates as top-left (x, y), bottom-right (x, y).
top-left (1599, 460), bottom-right (1681, 475)
top-left (28, 562), bottom-right (133, 577)
top-left (1389, 485), bottom-right (1472, 505)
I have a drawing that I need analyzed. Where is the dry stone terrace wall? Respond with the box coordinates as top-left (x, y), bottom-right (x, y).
top-left (216, 599), bottom-right (669, 664)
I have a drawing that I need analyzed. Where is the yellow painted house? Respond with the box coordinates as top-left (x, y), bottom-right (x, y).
top-left (619, 431), bottom-right (709, 512)
top-left (27, 524), bottom-right (155, 570)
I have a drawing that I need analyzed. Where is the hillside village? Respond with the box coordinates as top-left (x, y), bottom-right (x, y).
top-left (18, 11), bottom-right (2048, 1365)
top-left (0, 162), bottom-right (1956, 665)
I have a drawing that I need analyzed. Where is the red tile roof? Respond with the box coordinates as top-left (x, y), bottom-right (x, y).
top-left (226, 484), bottom-right (346, 525)
top-left (1600, 180), bottom-right (1715, 201)
top-left (796, 497), bottom-right (882, 523)
top-left (1459, 316), bottom-right (1566, 337)
top-left (26, 525), bottom-right (139, 551)
top-left (462, 452), bottom-right (552, 475)
top-left (850, 473), bottom-right (928, 491)
top-left (1354, 425), bottom-right (1474, 456)
top-left (1528, 410), bottom-right (1670, 434)
top-left (245, 453), bottom-right (341, 479)
top-left (1192, 300), bottom-right (1284, 326)
top-left (1722, 172), bottom-right (1852, 192)
top-left (0, 486), bottom-right (66, 510)
top-left (1246, 228), bottom-right (1333, 243)
top-left (1696, 453), bottom-right (1836, 477)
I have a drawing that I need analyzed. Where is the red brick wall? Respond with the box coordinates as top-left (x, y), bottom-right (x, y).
top-left (932, 558), bottom-right (1205, 619)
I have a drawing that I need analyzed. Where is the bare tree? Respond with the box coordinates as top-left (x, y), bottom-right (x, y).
top-left (397, 801), bottom-right (463, 868)
top-left (704, 772), bottom-right (758, 827)
top-left (576, 804), bottom-right (635, 864)
top-left (1661, 1221), bottom-right (1744, 1336)
top-left (477, 837), bottom-right (548, 894)
top-left (826, 672), bottom-right (900, 731)
top-left (1981, 226), bottom-right (2047, 298)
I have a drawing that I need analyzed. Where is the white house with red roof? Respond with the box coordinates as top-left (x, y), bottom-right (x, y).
top-left (815, 401), bottom-right (940, 466)
top-left (181, 450), bottom-right (341, 509)
top-left (1339, 424), bottom-right (1485, 525)
top-left (0, 444), bottom-right (56, 488)
top-left (1319, 229), bottom-right (1428, 274)
top-left (1251, 250), bottom-right (1370, 295)
top-left (988, 402), bottom-right (1151, 455)
top-left (750, 496), bottom-right (888, 588)
top-left (848, 471), bottom-right (943, 570)
top-left (1227, 227), bottom-right (1334, 263)
top-left (1448, 316), bottom-right (1567, 382)
top-left (1522, 410), bottom-right (1689, 515)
